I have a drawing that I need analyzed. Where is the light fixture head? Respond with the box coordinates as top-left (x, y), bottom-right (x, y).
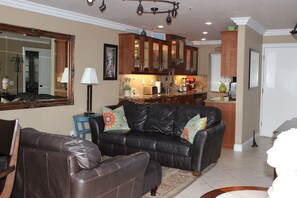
top-left (99, 0), bottom-right (106, 12)
top-left (171, 9), bottom-right (178, 18)
top-left (151, 7), bottom-right (159, 14)
top-left (80, 68), bottom-right (99, 85)
top-left (290, 23), bottom-right (297, 40)
top-left (137, 1), bottom-right (144, 15)
top-left (60, 68), bottom-right (69, 83)
top-left (166, 11), bottom-right (172, 25)
top-left (87, 0), bottom-right (95, 6)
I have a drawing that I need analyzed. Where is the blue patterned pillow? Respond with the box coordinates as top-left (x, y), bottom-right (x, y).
top-left (102, 106), bottom-right (130, 132)
top-left (181, 114), bottom-right (207, 144)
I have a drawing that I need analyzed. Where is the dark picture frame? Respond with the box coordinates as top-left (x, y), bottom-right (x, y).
top-left (248, 49), bottom-right (260, 89)
top-left (103, 44), bottom-right (118, 80)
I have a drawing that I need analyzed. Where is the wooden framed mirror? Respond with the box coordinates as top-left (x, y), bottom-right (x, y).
top-left (0, 23), bottom-right (74, 110)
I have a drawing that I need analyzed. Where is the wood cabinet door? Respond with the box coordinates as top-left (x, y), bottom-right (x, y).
top-left (221, 31), bottom-right (237, 77)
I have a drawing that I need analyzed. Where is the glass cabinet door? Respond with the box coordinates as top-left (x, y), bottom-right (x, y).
top-left (143, 40), bottom-right (150, 70)
top-left (153, 42), bottom-right (160, 69)
top-left (186, 48), bottom-right (191, 71)
top-left (162, 44), bottom-right (168, 71)
top-left (178, 40), bottom-right (184, 63)
top-left (192, 49), bottom-right (198, 72)
top-left (134, 39), bottom-right (140, 69)
top-left (171, 40), bottom-right (177, 63)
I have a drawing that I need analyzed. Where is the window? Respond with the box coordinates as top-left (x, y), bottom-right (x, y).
top-left (210, 53), bottom-right (231, 92)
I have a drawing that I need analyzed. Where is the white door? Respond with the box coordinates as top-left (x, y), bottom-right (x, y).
top-left (260, 44), bottom-right (297, 137)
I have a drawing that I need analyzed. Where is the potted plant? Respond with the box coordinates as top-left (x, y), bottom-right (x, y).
top-left (123, 84), bottom-right (131, 97)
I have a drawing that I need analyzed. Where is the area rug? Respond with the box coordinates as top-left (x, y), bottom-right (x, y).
top-left (142, 166), bottom-right (198, 198)
top-left (102, 156), bottom-right (198, 197)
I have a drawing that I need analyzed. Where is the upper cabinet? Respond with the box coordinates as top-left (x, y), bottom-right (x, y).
top-left (119, 33), bottom-right (197, 75)
top-left (185, 46), bottom-right (198, 75)
top-left (119, 33), bottom-right (150, 74)
top-left (166, 34), bottom-right (186, 74)
top-left (221, 31), bottom-right (238, 77)
top-left (119, 33), bottom-right (168, 74)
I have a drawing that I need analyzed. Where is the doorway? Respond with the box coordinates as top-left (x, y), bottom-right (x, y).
top-left (22, 47), bottom-right (51, 95)
top-left (260, 43), bottom-right (297, 137)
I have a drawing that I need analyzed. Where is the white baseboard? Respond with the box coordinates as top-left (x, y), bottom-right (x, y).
top-left (233, 132), bottom-right (259, 152)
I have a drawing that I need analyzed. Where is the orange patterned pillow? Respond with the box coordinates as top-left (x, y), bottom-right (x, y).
top-left (181, 114), bottom-right (207, 144)
top-left (102, 106), bottom-right (130, 132)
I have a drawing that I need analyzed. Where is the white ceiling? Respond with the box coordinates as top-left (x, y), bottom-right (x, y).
top-left (3, 0), bottom-right (297, 41)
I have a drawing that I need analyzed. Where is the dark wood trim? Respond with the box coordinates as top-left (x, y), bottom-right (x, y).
top-left (201, 186), bottom-right (268, 198)
top-left (0, 23), bottom-right (75, 111)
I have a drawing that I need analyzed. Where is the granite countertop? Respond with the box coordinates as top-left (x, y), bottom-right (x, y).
top-left (204, 97), bottom-right (236, 104)
top-left (119, 90), bottom-right (207, 100)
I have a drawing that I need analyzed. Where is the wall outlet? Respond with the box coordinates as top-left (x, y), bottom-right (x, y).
top-left (70, 131), bottom-right (75, 137)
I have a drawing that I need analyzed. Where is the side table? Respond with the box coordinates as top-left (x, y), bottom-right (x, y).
top-left (73, 114), bottom-right (100, 140)
top-left (201, 186), bottom-right (268, 198)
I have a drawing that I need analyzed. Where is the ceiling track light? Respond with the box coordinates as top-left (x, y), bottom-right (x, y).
top-left (86, 0), bottom-right (180, 25)
top-left (87, 0), bottom-right (95, 6)
top-left (99, 0), bottom-right (106, 12)
top-left (166, 10), bottom-right (172, 25)
top-left (137, 0), bottom-right (144, 15)
top-left (290, 23), bottom-right (297, 40)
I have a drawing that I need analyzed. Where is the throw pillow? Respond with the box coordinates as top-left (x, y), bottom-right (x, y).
top-left (102, 106), bottom-right (130, 132)
top-left (181, 114), bottom-right (207, 144)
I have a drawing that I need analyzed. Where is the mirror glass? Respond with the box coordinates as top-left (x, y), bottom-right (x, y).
top-left (0, 23), bottom-right (74, 110)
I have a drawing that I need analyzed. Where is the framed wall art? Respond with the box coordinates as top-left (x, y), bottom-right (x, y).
top-left (103, 44), bottom-right (118, 80)
top-left (249, 49), bottom-right (260, 89)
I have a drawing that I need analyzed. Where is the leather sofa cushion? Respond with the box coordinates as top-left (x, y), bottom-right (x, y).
top-left (144, 104), bottom-right (177, 135)
top-left (21, 128), bottom-right (101, 170)
top-left (201, 106), bottom-right (222, 128)
top-left (99, 131), bottom-right (130, 146)
top-left (155, 135), bottom-right (192, 157)
top-left (118, 100), bottom-right (149, 131)
top-left (126, 131), bottom-right (191, 157)
top-left (126, 131), bottom-right (157, 151)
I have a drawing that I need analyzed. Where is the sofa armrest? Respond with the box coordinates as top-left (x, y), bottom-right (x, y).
top-left (70, 152), bottom-right (150, 198)
top-left (89, 116), bottom-right (105, 147)
top-left (191, 121), bottom-right (225, 173)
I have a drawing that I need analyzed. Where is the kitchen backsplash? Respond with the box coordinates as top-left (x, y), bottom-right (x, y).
top-left (119, 74), bottom-right (207, 97)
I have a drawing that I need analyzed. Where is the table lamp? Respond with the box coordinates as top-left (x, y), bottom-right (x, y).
top-left (80, 67), bottom-right (99, 116)
top-left (60, 68), bottom-right (69, 83)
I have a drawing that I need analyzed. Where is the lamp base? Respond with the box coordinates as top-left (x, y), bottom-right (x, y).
top-left (84, 111), bottom-right (94, 117)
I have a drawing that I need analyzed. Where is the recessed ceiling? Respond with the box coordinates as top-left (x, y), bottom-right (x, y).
top-left (7, 0), bottom-right (297, 41)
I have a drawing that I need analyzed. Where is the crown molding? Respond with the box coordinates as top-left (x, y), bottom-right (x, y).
top-left (264, 29), bottom-right (291, 36)
top-left (0, 0), bottom-right (137, 31)
top-left (231, 17), bottom-right (266, 35)
top-left (193, 40), bottom-right (221, 46)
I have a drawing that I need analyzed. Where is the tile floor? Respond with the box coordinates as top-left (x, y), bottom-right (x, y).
top-left (175, 136), bottom-right (274, 198)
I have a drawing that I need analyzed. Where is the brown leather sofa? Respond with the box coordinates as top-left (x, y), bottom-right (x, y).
top-left (11, 128), bottom-right (149, 198)
top-left (90, 100), bottom-right (226, 176)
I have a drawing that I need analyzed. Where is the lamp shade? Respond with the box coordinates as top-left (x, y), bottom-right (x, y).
top-left (60, 68), bottom-right (69, 83)
top-left (80, 67), bottom-right (99, 85)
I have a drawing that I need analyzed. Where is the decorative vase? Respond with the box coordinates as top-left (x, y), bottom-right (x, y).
top-left (140, 29), bottom-right (147, 36)
top-left (219, 81), bottom-right (227, 93)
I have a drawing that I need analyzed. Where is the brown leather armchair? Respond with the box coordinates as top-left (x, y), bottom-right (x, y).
top-left (12, 128), bottom-right (149, 198)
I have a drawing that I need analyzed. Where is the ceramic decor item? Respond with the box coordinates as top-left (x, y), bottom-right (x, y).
top-left (219, 81), bottom-right (227, 93)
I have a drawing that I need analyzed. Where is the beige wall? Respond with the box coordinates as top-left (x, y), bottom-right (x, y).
top-left (197, 44), bottom-right (221, 75)
top-left (235, 26), bottom-right (263, 144)
top-left (0, 6), bottom-right (121, 135)
top-left (263, 35), bottom-right (297, 44)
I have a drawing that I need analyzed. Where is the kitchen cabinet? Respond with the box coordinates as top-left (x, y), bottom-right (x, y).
top-left (119, 33), bottom-right (150, 74)
top-left (185, 46), bottom-right (198, 75)
top-left (150, 39), bottom-right (169, 74)
top-left (204, 100), bottom-right (235, 148)
top-left (119, 33), bottom-right (169, 74)
top-left (221, 31), bottom-right (237, 77)
top-left (166, 34), bottom-right (185, 74)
